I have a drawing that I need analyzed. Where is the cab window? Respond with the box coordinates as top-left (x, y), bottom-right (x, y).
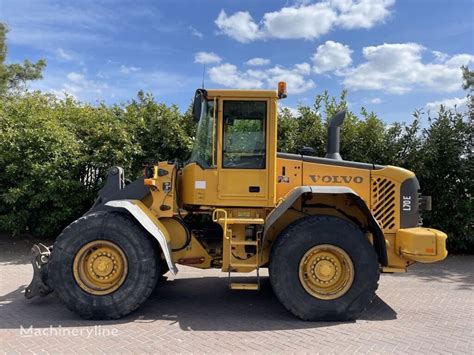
top-left (222, 101), bottom-right (266, 169)
top-left (189, 99), bottom-right (216, 168)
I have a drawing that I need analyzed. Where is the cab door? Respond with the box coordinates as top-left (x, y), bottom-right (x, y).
top-left (217, 99), bottom-right (270, 206)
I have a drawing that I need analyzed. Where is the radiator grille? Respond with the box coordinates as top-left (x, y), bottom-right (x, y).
top-left (371, 177), bottom-right (396, 231)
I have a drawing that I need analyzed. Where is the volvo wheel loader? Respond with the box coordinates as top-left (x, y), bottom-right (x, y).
top-left (25, 82), bottom-right (448, 321)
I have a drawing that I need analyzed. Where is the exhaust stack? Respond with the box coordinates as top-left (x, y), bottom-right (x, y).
top-left (325, 110), bottom-right (346, 160)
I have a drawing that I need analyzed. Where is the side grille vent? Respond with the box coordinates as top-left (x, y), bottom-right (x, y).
top-left (371, 177), bottom-right (396, 231)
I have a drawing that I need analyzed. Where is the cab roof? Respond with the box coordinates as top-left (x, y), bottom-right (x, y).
top-left (206, 89), bottom-right (279, 99)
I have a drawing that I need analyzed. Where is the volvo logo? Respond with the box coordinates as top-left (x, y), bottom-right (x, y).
top-left (309, 175), bottom-right (364, 184)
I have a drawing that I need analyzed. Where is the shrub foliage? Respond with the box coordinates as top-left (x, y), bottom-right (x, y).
top-left (0, 91), bottom-right (193, 236)
top-left (0, 89), bottom-right (472, 252)
top-left (0, 22), bottom-right (472, 252)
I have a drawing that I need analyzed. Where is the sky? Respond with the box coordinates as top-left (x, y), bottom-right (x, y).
top-left (1, 0), bottom-right (473, 122)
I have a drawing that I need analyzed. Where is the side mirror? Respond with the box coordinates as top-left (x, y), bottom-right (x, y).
top-left (224, 115), bottom-right (234, 126)
top-left (192, 89), bottom-right (208, 122)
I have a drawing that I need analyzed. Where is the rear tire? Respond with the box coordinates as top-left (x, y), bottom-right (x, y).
top-left (269, 215), bottom-right (379, 321)
top-left (49, 212), bottom-right (159, 320)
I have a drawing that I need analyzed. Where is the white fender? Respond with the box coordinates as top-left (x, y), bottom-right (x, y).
top-left (105, 200), bottom-right (178, 275)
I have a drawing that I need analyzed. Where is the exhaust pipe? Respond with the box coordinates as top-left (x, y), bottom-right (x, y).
top-left (325, 110), bottom-right (346, 160)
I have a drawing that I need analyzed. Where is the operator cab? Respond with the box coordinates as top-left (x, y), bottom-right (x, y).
top-left (180, 84), bottom-right (287, 208)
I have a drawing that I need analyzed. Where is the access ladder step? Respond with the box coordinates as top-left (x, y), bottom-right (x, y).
top-left (217, 218), bottom-right (264, 225)
top-left (230, 262), bottom-right (259, 268)
top-left (230, 240), bottom-right (258, 246)
top-left (230, 283), bottom-right (259, 290)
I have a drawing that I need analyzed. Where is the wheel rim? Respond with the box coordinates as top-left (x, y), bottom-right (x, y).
top-left (73, 240), bottom-right (128, 295)
top-left (298, 244), bottom-right (354, 300)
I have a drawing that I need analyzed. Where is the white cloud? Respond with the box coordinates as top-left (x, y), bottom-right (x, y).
top-left (312, 40), bottom-right (353, 73)
top-left (367, 97), bottom-right (382, 104)
top-left (189, 26), bottom-right (203, 39)
top-left (194, 51), bottom-right (222, 64)
top-left (44, 67), bottom-right (197, 102)
top-left (215, 10), bottom-right (262, 43)
top-left (56, 48), bottom-right (73, 61)
top-left (432, 50), bottom-right (448, 62)
top-left (444, 54), bottom-right (474, 67)
top-left (342, 43), bottom-right (474, 93)
top-left (53, 71), bottom-right (109, 99)
top-left (426, 97), bottom-right (468, 112)
top-left (261, 2), bottom-right (338, 40)
top-left (245, 57), bottom-right (271, 66)
top-left (267, 64), bottom-right (315, 93)
top-left (120, 65), bottom-right (141, 74)
top-left (66, 72), bottom-right (84, 82)
top-left (215, 0), bottom-right (394, 42)
top-left (333, 0), bottom-right (395, 29)
top-left (208, 62), bottom-right (315, 94)
top-left (208, 64), bottom-right (263, 88)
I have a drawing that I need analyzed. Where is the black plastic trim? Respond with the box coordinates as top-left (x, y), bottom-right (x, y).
top-left (400, 176), bottom-right (421, 228)
top-left (87, 166), bottom-right (150, 214)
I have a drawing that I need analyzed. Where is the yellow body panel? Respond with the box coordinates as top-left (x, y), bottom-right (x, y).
top-left (301, 162), bottom-right (371, 202)
top-left (275, 158), bottom-right (303, 199)
top-left (152, 160), bottom-right (447, 272)
top-left (142, 88), bottom-right (447, 275)
top-left (130, 200), bottom-right (172, 243)
top-left (383, 234), bottom-right (412, 269)
top-left (180, 163), bottom-right (219, 206)
top-left (161, 217), bottom-right (213, 268)
top-left (396, 227), bottom-right (448, 263)
top-left (370, 166), bottom-right (419, 252)
top-left (145, 162), bottom-right (178, 218)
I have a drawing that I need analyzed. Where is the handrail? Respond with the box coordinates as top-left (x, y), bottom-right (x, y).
top-left (212, 208), bottom-right (229, 239)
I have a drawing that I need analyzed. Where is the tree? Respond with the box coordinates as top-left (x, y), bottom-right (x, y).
top-left (417, 108), bottom-right (473, 253)
top-left (462, 65), bottom-right (474, 91)
top-left (461, 66), bottom-right (474, 117)
top-left (122, 91), bottom-right (194, 177)
top-left (0, 23), bottom-right (46, 95)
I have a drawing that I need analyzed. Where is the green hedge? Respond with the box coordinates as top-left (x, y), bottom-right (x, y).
top-left (0, 90), bottom-right (472, 253)
top-left (0, 91), bottom-right (192, 236)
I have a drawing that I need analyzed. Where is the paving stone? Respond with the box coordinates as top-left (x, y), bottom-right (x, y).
top-left (0, 240), bottom-right (472, 354)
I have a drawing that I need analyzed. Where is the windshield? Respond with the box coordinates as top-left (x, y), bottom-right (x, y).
top-left (189, 99), bottom-right (216, 168)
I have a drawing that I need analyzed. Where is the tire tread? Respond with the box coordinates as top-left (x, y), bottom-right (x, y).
top-left (269, 215), bottom-right (379, 321)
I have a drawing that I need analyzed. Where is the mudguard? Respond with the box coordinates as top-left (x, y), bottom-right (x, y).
top-left (105, 199), bottom-right (178, 275)
top-left (264, 186), bottom-right (388, 266)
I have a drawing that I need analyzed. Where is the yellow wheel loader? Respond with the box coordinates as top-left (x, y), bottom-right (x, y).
top-left (25, 83), bottom-right (447, 321)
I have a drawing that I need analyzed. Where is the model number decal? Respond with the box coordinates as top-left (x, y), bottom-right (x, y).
top-left (402, 195), bottom-right (412, 211)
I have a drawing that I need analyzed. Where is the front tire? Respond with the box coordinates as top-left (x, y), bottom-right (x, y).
top-left (49, 212), bottom-right (159, 320)
top-left (269, 215), bottom-right (379, 321)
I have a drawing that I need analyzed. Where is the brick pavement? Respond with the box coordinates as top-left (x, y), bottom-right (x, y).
top-left (0, 237), bottom-right (472, 354)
